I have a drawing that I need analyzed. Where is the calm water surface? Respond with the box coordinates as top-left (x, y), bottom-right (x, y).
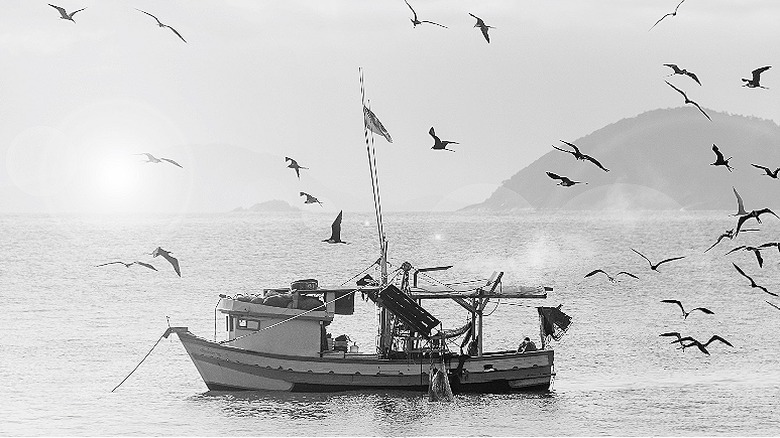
top-left (1, 211), bottom-right (779, 436)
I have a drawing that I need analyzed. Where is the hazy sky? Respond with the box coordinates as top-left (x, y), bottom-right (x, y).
top-left (1, 0), bottom-right (778, 214)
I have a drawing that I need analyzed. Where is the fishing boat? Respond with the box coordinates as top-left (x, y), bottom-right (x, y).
top-left (165, 70), bottom-right (572, 394)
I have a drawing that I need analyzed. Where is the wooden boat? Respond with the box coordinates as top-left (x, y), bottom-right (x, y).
top-left (166, 69), bottom-right (571, 393)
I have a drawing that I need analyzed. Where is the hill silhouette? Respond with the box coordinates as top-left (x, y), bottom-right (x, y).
top-left (465, 107), bottom-right (780, 211)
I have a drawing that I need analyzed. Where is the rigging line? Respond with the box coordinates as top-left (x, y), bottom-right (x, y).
top-left (111, 332), bottom-right (166, 393)
top-left (339, 258), bottom-right (380, 287)
top-left (360, 68), bottom-right (384, 252)
top-left (418, 270), bottom-right (471, 293)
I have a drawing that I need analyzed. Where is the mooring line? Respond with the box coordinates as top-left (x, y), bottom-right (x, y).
top-left (111, 331), bottom-right (167, 393)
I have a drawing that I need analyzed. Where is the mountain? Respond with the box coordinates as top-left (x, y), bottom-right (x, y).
top-left (233, 199), bottom-right (299, 212)
top-left (465, 107), bottom-right (780, 211)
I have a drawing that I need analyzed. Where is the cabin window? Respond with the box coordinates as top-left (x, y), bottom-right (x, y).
top-left (229, 316), bottom-right (234, 331)
top-left (237, 318), bottom-right (260, 331)
top-left (225, 316), bottom-right (230, 331)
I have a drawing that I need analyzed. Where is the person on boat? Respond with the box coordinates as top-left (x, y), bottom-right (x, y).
top-left (518, 337), bottom-right (537, 353)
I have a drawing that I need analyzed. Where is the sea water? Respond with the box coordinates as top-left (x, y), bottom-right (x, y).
top-left (1, 210), bottom-right (779, 436)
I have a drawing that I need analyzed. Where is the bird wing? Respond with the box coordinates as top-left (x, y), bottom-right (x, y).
top-left (757, 208), bottom-right (780, 221)
top-left (95, 261), bottom-right (127, 268)
top-left (660, 299), bottom-right (685, 315)
top-left (584, 269), bottom-right (607, 278)
top-left (690, 307), bottom-right (714, 316)
top-left (616, 271), bottom-right (639, 279)
top-left (136, 9), bottom-right (164, 26)
top-left (552, 145), bottom-right (576, 156)
top-left (691, 101), bottom-right (711, 121)
top-left (766, 301), bottom-right (780, 311)
top-left (479, 25), bottom-right (490, 43)
top-left (685, 71), bottom-right (701, 85)
top-left (165, 25), bottom-right (187, 43)
top-left (705, 335), bottom-right (732, 348)
top-left (69, 7), bottom-right (86, 18)
top-left (753, 249), bottom-right (764, 268)
top-left (659, 332), bottom-right (682, 341)
top-left (329, 210), bottom-right (343, 242)
top-left (663, 63), bottom-right (680, 73)
top-left (559, 140), bottom-right (581, 156)
top-left (732, 187), bottom-right (746, 214)
top-left (664, 80), bottom-right (687, 99)
top-left (404, 0), bottom-right (418, 21)
top-left (133, 261), bottom-right (158, 271)
top-left (724, 245), bottom-right (746, 256)
top-left (712, 144), bottom-right (724, 161)
top-left (704, 234), bottom-right (729, 253)
top-left (674, 0), bottom-right (686, 13)
top-left (468, 13), bottom-right (483, 26)
top-left (546, 171), bottom-right (563, 181)
top-left (583, 154), bottom-right (609, 172)
top-left (299, 191), bottom-right (308, 197)
top-left (429, 126), bottom-right (439, 141)
top-left (649, 12), bottom-right (673, 31)
top-left (752, 66), bottom-right (771, 81)
top-left (752, 163), bottom-right (772, 175)
top-left (734, 213), bottom-right (753, 236)
top-left (160, 252), bottom-right (181, 277)
top-left (656, 256), bottom-right (685, 267)
top-left (421, 20), bottom-right (447, 28)
top-left (732, 262), bottom-right (753, 284)
top-left (49, 4), bottom-right (68, 18)
top-left (631, 248), bottom-right (652, 266)
top-left (160, 158), bottom-right (183, 168)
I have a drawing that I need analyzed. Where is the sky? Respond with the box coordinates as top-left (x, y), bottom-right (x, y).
top-left (1, 0), bottom-right (779, 214)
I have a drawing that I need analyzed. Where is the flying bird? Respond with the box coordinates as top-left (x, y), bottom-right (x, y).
top-left (665, 81), bottom-right (711, 121)
top-left (135, 153), bottom-right (183, 168)
top-left (136, 9), bottom-right (187, 43)
top-left (584, 269), bottom-right (638, 283)
top-left (735, 208), bottom-right (780, 236)
top-left (631, 248), bottom-right (685, 272)
top-left (703, 227), bottom-right (757, 253)
top-left (553, 141), bottom-right (609, 172)
top-left (150, 247), bottom-right (181, 277)
top-left (323, 210), bottom-right (347, 244)
top-left (751, 163), bottom-right (780, 179)
top-left (469, 13), bottom-right (494, 43)
top-left (731, 187), bottom-right (748, 216)
top-left (742, 66), bottom-right (771, 89)
top-left (285, 157), bottom-right (308, 179)
top-left (725, 245), bottom-right (765, 268)
top-left (710, 144), bottom-right (733, 172)
top-left (429, 127), bottom-right (459, 151)
top-left (299, 191), bottom-right (323, 206)
top-left (546, 171), bottom-right (586, 187)
top-left (732, 262), bottom-right (777, 296)
top-left (660, 299), bottom-right (714, 319)
top-left (659, 332), bottom-right (686, 349)
top-left (671, 335), bottom-right (733, 355)
top-left (404, 0), bottom-right (447, 28)
top-left (95, 261), bottom-right (157, 271)
top-left (663, 63), bottom-right (701, 85)
top-left (649, 0), bottom-right (686, 31)
top-left (49, 4), bottom-right (86, 22)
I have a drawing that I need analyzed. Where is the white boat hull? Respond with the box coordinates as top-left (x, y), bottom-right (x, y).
top-left (168, 327), bottom-right (555, 393)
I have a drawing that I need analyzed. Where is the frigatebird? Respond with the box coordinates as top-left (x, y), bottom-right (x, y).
top-left (703, 227), bottom-right (758, 253)
top-left (732, 262), bottom-right (777, 296)
top-left (553, 141), bottom-right (609, 172)
top-left (135, 153), bottom-right (183, 168)
top-left (136, 9), bottom-right (187, 43)
top-left (665, 81), bottom-right (711, 121)
top-left (751, 163), bottom-right (780, 178)
top-left (546, 171), bottom-right (585, 187)
top-left (584, 269), bottom-right (638, 283)
top-left (735, 208), bottom-right (780, 236)
top-left (49, 4), bottom-right (86, 22)
top-left (469, 13), bottom-right (494, 43)
top-left (631, 248), bottom-right (685, 272)
top-left (710, 144), bottom-right (733, 172)
top-left (323, 210), bottom-right (346, 244)
top-left (663, 63), bottom-right (701, 85)
top-left (285, 157), bottom-right (308, 179)
top-left (671, 335), bottom-right (733, 355)
top-left (150, 247), bottom-right (181, 277)
top-left (649, 0), bottom-right (686, 31)
top-left (725, 245), bottom-right (765, 268)
top-left (95, 261), bottom-right (157, 271)
top-left (300, 191), bottom-right (323, 206)
top-left (404, 0), bottom-right (447, 28)
top-left (660, 299), bottom-right (714, 319)
top-left (660, 332), bottom-right (688, 350)
top-left (429, 127), bottom-right (458, 152)
top-left (742, 66), bottom-right (771, 89)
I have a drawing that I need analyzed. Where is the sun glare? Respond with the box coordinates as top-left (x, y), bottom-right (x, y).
top-left (96, 156), bottom-right (138, 196)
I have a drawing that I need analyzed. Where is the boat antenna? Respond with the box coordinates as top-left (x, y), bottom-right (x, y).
top-left (359, 67), bottom-right (388, 285)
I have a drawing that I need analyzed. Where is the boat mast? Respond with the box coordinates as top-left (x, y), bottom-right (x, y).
top-left (360, 68), bottom-right (391, 356)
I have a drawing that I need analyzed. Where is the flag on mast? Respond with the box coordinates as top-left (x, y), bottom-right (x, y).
top-left (363, 105), bottom-right (393, 143)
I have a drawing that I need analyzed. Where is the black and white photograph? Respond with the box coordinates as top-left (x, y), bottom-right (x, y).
top-left (1, 1), bottom-right (779, 436)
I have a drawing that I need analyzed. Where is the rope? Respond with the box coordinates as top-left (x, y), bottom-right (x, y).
top-left (339, 259), bottom-right (380, 287)
top-left (111, 331), bottom-right (166, 392)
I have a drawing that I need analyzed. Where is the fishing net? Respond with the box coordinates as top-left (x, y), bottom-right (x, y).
top-left (428, 362), bottom-right (454, 402)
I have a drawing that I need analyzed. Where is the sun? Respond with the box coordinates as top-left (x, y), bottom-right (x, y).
top-left (95, 154), bottom-right (139, 196)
